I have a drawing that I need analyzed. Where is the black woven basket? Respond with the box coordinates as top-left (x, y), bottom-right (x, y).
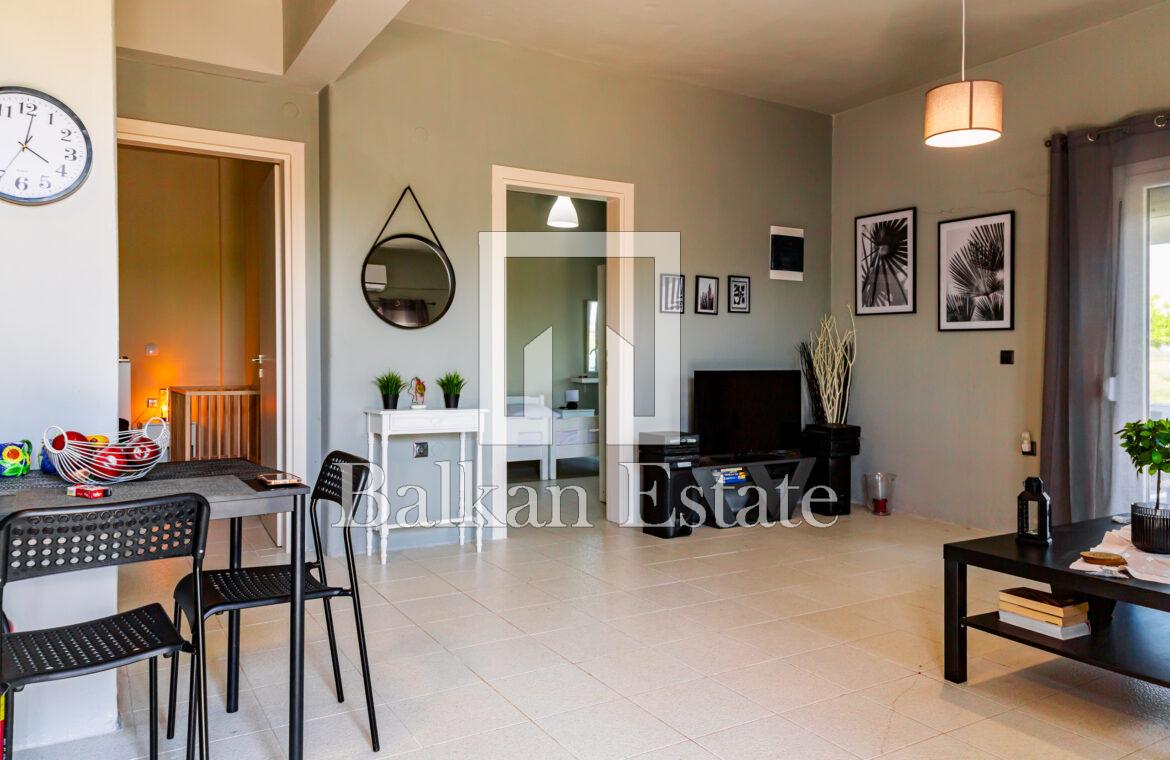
top-left (1132, 503), bottom-right (1170, 554)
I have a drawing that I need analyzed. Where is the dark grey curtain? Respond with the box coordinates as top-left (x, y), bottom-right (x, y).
top-left (1041, 112), bottom-right (1170, 523)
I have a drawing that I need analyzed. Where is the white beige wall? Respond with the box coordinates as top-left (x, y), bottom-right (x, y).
top-left (831, 2), bottom-right (1170, 530)
top-left (322, 21), bottom-right (832, 546)
top-left (0, 0), bottom-right (120, 747)
top-left (115, 0), bottom-right (284, 75)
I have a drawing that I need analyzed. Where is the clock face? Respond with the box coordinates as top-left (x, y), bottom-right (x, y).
top-left (0, 87), bottom-right (92, 205)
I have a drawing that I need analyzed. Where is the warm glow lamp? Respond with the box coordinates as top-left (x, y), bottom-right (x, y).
top-left (547, 195), bottom-right (579, 228)
top-left (924, 0), bottom-right (1003, 148)
top-left (159, 388), bottom-right (169, 419)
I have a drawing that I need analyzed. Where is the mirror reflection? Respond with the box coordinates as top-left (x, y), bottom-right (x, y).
top-left (362, 233), bottom-right (455, 328)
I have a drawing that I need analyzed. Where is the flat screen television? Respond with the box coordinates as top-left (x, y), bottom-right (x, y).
top-left (692, 370), bottom-right (802, 456)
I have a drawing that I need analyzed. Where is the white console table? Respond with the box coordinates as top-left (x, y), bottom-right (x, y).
top-left (364, 408), bottom-right (486, 563)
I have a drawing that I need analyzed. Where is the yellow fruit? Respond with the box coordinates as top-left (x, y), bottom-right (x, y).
top-left (88, 435), bottom-right (109, 446)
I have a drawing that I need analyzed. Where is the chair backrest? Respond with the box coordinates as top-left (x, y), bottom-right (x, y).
top-left (0, 493), bottom-right (211, 585)
top-left (312, 450), bottom-right (372, 520)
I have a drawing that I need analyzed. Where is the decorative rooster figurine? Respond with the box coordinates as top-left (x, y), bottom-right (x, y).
top-left (409, 377), bottom-right (427, 409)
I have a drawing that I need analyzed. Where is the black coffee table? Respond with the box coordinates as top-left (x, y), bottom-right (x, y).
top-left (944, 517), bottom-right (1170, 688)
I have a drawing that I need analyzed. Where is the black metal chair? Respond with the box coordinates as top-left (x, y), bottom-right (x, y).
top-left (0, 494), bottom-right (212, 760)
top-left (166, 451), bottom-right (380, 753)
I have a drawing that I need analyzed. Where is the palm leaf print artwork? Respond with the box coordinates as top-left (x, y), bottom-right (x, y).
top-left (946, 222), bottom-right (1005, 322)
top-left (860, 218), bottom-right (910, 308)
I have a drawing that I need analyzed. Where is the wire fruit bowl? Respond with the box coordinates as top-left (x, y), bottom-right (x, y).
top-left (42, 419), bottom-right (169, 485)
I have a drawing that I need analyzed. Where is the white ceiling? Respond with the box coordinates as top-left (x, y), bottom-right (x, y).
top-left (398, 0), bottom-right (1164, 113)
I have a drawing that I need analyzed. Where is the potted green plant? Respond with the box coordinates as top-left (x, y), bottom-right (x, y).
top-left (374, 371), bottom-right (405, 410)
top-left (436, 372), bottom-right (467, 409)
top-left (1118, 418), bottom-right (1170, 553)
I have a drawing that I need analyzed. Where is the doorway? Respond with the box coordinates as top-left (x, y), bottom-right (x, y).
top-left (488, 166), bottom-right (637, 528)
top-left (115, 118), bottom-right (308, 544)
top-left (504, 190), bottom-right (606, 519)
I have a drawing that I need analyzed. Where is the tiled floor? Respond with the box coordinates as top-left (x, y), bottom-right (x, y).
top-left (23, 475), bottom-right (1170, 759)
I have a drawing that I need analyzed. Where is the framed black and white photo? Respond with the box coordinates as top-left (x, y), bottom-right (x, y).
top-left (695, 275), bottom-right (719, 315)
top-left (769, 226), bottom-right (804, 281)
top-left (938, 211), bottom-right (1014, 331)
top-left (659, 273), bottom-right (684, 313)
top-left (855, 207), bottom-right (916, 315)
top-left (728, 275), bottom-right (750, 313)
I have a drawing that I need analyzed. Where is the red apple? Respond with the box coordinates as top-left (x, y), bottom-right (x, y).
top-left (126, 436), bottom-right (160, 464)
top-left (50, 430), bottom-right (89, 451)
top-left (90, 448), bottom-right (127, 479)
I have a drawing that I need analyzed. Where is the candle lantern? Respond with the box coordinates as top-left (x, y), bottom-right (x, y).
top-left (1017, 476), bottom-right (1052, 545)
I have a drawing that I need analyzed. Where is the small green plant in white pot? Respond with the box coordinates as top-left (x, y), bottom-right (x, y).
top-left (1118, 418), bottom-right (1170, 553)
top-left (437, 372), bottom-right (467, 409)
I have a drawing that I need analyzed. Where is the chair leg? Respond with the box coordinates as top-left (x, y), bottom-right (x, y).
top-left (167, 601), bottom-right (181, 741)
top-left (185, 650), bottom-right (198, 760)
top-left (149, 657), bottom-right (159, 760)
top-left (4, 687), bottom-right (14, 760)
top-left (320, 598), bottom-right (345, 703)
top-left (350, 597), bottom-right (380, 752)
top-left (195, 616), bottom-right (210, 760)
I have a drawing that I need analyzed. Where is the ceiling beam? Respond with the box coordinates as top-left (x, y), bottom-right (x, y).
top-left (283, 0), bottom-right (408, 90)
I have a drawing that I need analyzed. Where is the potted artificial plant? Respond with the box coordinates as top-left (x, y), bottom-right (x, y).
top-left (437, 372), bottom-right (467, 409)
top-left (1119, 418), bottom-right (1170, 553)
top-left (374, 371), bottom-right (405, 410)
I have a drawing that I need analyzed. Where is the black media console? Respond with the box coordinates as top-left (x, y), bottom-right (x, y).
top-left (639, 432), bottom-right (814, 539)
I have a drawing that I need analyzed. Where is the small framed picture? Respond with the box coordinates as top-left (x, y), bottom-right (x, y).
top-left (659, 273), bottom-right (684, 313)
top-left (855, 207), bottom-right (916, 315)
top-left (728, 275), bottom-right (750, 313)
top-left (695, 275), bottom-right (719, 315)
top-left (938, 211), bottom-right (1015, 331)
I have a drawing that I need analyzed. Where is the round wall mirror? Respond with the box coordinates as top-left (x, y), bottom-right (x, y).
top-left (361, 233), bottom-right (455, 329)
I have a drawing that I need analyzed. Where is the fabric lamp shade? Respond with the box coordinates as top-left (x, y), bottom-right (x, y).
top-left (547, 195), bottom-right (579, 228)
top-left (924, 80), bottom-right (1003, 147)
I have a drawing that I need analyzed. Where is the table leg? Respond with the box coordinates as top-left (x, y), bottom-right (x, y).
top-left (459, 432), bottom-right (468, 546)
top-left (380, 434), bottom-right (390, 565)
top-left (944, 558), bottom-right (967, 683)
top-left (226, 517), bottom-right (242, 713)
top-left (288, 493), bottom-right (306, 760)
top-left (475, 429), bottom-right (484, 552)
top-left (366, 429), bottom-right (375, 558)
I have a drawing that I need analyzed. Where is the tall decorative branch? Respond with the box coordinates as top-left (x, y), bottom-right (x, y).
top-left (798, 312), bottom-right (857, 425)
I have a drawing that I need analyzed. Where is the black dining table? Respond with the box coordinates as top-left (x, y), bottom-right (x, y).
top-left (0, 459), bottom-right (311, 759)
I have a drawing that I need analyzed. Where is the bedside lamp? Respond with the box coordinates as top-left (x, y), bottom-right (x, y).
top-left (565, 389), bottom-right (580, 410)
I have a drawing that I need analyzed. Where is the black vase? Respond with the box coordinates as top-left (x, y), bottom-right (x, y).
top-left (381, 392), bottom-right (399, 410)
top-left (1132, 503), bottom-right (1170, 554)
top-left (443, 393), bottom-right (460, 409)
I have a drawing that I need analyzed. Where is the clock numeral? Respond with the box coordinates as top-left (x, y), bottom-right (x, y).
top-left (0, 105), bottom-right (11, 118)
top-left (60, 129), bottom-right (72, 142)
top-left (56, 165), bottom-right (67, 177)
top-left (18, 102), bottom-right (37, 116)
top-left (64, 148), bottom-right (77, 162)
top-left (48, 112), bottom-right (55, 125)
top-left (15, 176), bottom-right (28, 192)
top-left (38, 176), bottom-right (51, 190)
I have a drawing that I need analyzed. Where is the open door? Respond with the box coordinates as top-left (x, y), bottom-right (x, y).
top-left (257, 165), bottom-right (283, 544)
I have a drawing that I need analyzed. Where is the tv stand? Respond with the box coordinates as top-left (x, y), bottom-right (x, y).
top-left (638, 433), bottom-right (814, 537)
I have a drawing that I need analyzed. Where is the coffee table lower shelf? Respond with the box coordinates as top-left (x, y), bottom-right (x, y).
top-left (965, 603), bottom-right (1170, 688)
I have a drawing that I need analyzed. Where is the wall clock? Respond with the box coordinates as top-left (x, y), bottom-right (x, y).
top-left (0, 86), bottom-right (92, 205)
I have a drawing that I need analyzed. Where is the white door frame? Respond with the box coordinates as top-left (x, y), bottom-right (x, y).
top-left (488, 165), bottom-right (637, 527)
top-left (116, 118), bottom-right (309, 498)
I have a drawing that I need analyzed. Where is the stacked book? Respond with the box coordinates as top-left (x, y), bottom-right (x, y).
top-left (998, 587), bottom-right (1090, 639)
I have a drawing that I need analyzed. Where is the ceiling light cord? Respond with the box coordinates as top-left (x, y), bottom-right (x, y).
top-left (960, 0), bottom-right (967, 82)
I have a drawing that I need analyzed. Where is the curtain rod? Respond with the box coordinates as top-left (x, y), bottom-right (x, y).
top-left (1044, 113), bottom-right (1168, 147)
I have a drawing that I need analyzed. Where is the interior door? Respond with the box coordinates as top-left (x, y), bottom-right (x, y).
top-left (597, 263), bottom-right (607, 502)
top-left (257, 165), bottom-right (283, 543)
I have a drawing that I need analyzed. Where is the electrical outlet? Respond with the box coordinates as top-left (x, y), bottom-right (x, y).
top-left (412, 442), bottom-right (429, 458)
top-left (1000, 350), bottom-right (1014, 365)
top-left (146, 398), bottom-right (158, 408)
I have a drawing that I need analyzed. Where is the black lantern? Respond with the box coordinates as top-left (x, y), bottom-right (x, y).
top-left (1017, 477), bottom-right (1052, 545)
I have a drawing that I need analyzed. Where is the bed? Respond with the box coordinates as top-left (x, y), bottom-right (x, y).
top-left (506, 395), bottom-right (600, 479)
